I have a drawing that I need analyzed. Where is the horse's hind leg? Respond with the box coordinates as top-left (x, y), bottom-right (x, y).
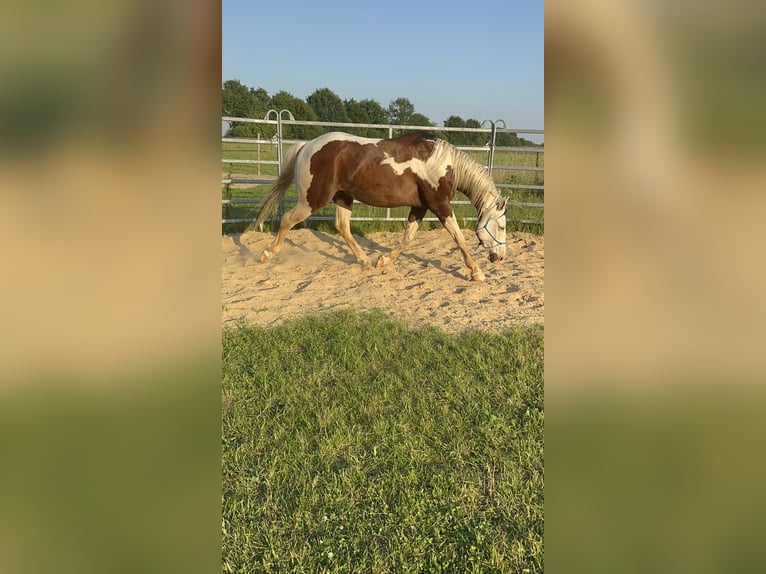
top-left (376, 206), bottom-right (427, 268)
top-left (334, 195), bottom-right (371, 268)
top-left (260, 202), bottom-right (312, 262)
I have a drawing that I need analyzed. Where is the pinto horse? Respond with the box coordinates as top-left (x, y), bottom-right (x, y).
top-left (253, 131), bottom-right (507, 281)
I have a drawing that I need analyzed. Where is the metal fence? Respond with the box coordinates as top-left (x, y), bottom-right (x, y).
top-left (222, 112), bottom-right (543, 228)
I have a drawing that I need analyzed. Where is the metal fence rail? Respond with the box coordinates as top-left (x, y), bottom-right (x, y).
top-left (222, 113), bottom-right (543, 228)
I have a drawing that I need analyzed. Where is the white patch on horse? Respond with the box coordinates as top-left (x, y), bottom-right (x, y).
top-left (296, 132), bottom-right (381, 195)
top-left (379, 154), bottom-right (447, 189)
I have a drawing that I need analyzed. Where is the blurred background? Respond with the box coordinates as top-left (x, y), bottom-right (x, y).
top-left (0, 1), bottom-right (221, 573)
top-left (546, 0), bottom-right (766, 572)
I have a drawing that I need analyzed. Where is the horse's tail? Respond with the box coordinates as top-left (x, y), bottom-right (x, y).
top-left (253, 141), bottom-right (307, 229)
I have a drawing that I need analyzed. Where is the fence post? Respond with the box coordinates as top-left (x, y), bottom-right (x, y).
top-left (278, 110), bottom-right (295, 224)
top-left (278, 109), bottom-right (295, 140)
top-left (264, 109), bottom-right (280, 165)
top-left (263, 110), bottom-right (281, 227)
top-left (481, 119), bottom-right (508, 175)
top-left (264, 109), bottom-right (295, 226)
top-left (481, 120), bottom-right (496, 173)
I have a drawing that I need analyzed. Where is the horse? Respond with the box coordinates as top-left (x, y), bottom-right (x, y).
top-left (253, 131), bottom-right (507, 281)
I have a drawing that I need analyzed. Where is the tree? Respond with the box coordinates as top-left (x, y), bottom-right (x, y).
top-left (496, 131), bottom-right (523, 147)
top-left (465, 118), bottom-right (485, 146)
top-left (410, 112), bottom-right (434, 129)
top-left (222, 80), bottom-right (260, 137)
top-left (343, 99), bottom-right (371, 136)
top-left (307, 88), bottom-right (349, 124)
top-left (343, 98), bottom-right (393, 137)
top-left (270, 91), bottom-right (322, 139)
top-left (222, 79), bottom-right (251, 117)
top-left (222, 80), bottom-right (273, 138)
top-left (387, 97), bottom-right (415, 125)
top-left (358, 99), bottom-right (389, 137)
top-left (359, 99), bottom-right (387, 123)
top-left (444, 115), bottom-right (467, 145)
top-left (443, 116), bottom-right (486, 146)
top-left (220, 80), bottom-right (541, 145)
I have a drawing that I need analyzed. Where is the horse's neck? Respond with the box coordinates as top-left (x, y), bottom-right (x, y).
top-left (452, 148), bottom-right (497, 216)
top-left (458, 172), bottom-right (496, 217)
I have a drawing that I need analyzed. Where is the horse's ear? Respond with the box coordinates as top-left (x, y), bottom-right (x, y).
top-left (497, 196), bottom-right (507, 210)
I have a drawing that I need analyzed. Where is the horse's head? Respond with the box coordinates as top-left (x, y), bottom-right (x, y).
top-left (476, 196), bottom-right (507, 263)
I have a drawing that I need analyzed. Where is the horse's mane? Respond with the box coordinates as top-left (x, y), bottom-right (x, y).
top-left (436, 140), bottom-right (498, 210)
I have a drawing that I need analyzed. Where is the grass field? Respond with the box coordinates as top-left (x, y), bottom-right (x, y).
top-left (222, 141), bottom-right (544, 235)
top-left (222, 310), bottom-right (544, 573)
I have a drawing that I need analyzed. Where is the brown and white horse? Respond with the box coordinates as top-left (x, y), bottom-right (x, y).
top-left (253, 131), bottom-right (507, 281)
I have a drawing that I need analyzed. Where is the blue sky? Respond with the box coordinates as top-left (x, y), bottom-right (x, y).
top-left (222, 0), bottom-right (543, 135)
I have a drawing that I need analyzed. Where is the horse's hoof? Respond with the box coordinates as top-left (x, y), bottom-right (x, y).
top-left (260, 250), bottom-right (272, 263)
top-left (375, 255), bottom-right (389, 268)
top-left (471, 271), bottom-right (486, 282)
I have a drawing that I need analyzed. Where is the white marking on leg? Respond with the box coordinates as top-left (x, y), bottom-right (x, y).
top-left (387, 217), bottom-right (420, 262)
top-left (266, 202), bottom-right (312, 259)
top-left (335, 204), bottom-right (371, 268)
top-left (442, 214), bottom-right (484, 280)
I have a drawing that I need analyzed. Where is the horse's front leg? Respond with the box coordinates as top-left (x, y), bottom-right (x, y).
top-left (376, 207), bottom-right (427, 268)
top-left (440, 213), bottom-right (485, 281)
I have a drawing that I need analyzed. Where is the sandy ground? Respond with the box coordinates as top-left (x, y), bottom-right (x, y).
top-left (222, 228), bottom-right (544, 333)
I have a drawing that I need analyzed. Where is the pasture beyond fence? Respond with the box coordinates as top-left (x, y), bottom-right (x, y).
top-left (222, 113), bottom-right (544, 233)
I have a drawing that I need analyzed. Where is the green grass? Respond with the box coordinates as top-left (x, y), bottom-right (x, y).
top-left (222, 310), bottom-right (544, 573)
top-left (222, 141), bottom-right (544, 235)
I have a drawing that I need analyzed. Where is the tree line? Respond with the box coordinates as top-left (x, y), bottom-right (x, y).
top-left (222, 80), bottom-right (538, 147)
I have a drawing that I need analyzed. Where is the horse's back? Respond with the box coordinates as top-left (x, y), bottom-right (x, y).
top-left (302, 132), bottom-right (380, 154)
top-left (300, 131), bottom-right (442, 162)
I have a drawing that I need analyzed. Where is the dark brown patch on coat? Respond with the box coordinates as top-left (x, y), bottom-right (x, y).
top-left (376, 131), bottom-right (437, 163)
top-left (306, 133), bottom-right (445, 215)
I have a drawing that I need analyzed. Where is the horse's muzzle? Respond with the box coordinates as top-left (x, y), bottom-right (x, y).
top-left (489, 252), bottom-right (504, 263)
